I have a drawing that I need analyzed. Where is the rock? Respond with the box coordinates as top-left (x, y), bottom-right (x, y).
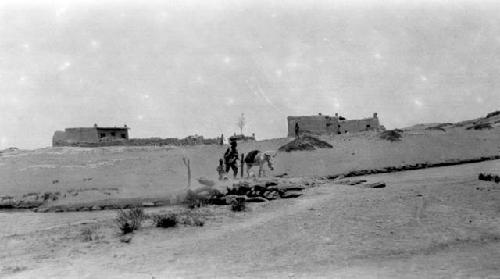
top-left (267, 184), bottom-right (305, 192)
top-left (209, 197), bottom-right (227, 205)
top-left (91, 205), bottom-right (103, 211)
top-left (280, 185), bottom-right (306, 191)
top-left (263, 190), bottom-right (280, 200)
top-left (72, 220), bottom-right (98, 225)
top-left (347, 180), bottom-right (366, 185)
top-left (252, 184), bottom-right (267, 192)
top-left (363, 182), bottom-right (386, 188)
top-left (280, 191), bottom-right (303, 198)
top-left (225, 195), bottom-right (247, 204)
top-left (246, 197), bottom-right (269, 203)
top-left (120, 235), bottom-right (133, 243)
top-left (197, 177), bottom-right (216, 187)
top-left (265, 181), bottom-right (279, 187)
top-left (54, 208), bottom-right (64, 213)
top-left (234, 181), bottom-right (250, 188)
top-left (37, 207), bottom-right (49, 213)
top-left (141, 202), bottom-right (155, 207)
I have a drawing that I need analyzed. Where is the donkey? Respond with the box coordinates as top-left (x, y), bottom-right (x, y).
top-left (244, 150), bottom-right (277, 177)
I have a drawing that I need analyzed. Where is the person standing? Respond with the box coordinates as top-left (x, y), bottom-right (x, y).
top-left (224, 140), bottom-right (239, 178)
top-left (295, 122), bottom-right (300, 139)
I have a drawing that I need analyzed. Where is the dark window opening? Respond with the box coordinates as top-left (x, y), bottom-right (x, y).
top-left (121, 133), bottom-right (126, 139)
top-left (337, 132), bottom-right (341, 134)
top-left (366, 125), bottom-right (371, 128)
top-left (111, 132), bottom-right (116, 137)
top-left (100, 133), bottom-right (105, 138)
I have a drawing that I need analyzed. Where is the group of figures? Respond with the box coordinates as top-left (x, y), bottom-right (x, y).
top-left (217, 138), bottom-right (277, 180)
top-left (216, 139), bottom-right (239, 180)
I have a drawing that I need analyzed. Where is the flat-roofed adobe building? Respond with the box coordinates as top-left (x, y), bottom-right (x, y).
top-left (52, 124), bottom-right (129, 146)
top-left (287, 113), bottom-right (381, 137)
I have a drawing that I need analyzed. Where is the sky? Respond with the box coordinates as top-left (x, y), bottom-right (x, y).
top-left (1, 0), bottom-right (500, 149)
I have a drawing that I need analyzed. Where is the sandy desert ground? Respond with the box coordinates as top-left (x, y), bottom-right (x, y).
top-left (1, 124), bottom-right (500, 278)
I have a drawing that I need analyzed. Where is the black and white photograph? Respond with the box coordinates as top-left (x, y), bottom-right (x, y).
top-left (1, 0), bottom-right (500, 278)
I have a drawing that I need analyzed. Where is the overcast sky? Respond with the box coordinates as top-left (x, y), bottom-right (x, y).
top-left (1, 0), bottom-right (500, 149)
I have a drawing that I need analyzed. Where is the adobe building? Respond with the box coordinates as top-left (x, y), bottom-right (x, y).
top-left (52, 124), bottom-right (129, 146)
top-left (287, 113), bottom-right (381, 137)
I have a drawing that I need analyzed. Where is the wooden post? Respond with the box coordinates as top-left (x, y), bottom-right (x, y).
top-left (182, 157), bottom-right (191, 188)
top-left (241, 153), bottom-right (245, 178)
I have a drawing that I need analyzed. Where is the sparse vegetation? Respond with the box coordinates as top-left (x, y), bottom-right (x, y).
top-left (379, 129), bottom-right (403, 141)
top-left (478, 172), bottom-right (500, 183)
top-left (81, 225), bottom-right (101, 241)
top-left (467, 123), bottom-right (492, 130)
top-left (115, 207), bottom-right (147, 234)
top-left (182, 215), bottom-right (205, 227)
top-left (152, 213), bottom-right (178, 228)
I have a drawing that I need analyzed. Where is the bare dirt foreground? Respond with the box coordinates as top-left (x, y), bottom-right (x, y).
top-left (1, 158), bottom-right (500, 278)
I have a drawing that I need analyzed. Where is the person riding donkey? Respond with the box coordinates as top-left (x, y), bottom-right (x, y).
top-left (224, 139), bottom-right (239, 178)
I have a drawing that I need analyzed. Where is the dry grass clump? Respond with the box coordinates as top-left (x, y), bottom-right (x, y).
top-left (115, 207), bottom-right (147, 234)
top-left (152, 210), bottom-right (206, 228)
top-left (81, 224), bottom-right (102, 241)
top-left (379, 129), bottom-right (403, 141)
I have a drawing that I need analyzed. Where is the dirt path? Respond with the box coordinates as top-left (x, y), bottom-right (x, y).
top-left (3, 160), bottom-right (500, 278)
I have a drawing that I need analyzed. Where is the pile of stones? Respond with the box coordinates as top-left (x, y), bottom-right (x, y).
top-left (223, 179), bottom-right (305, 204)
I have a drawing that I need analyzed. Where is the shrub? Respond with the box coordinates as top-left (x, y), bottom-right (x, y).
top-left (152, 213), bottom-right (178, 228)
top-left (379, 129), bottom-right (403, 141)
top-left (230, 198), bottom-right (246, 212)
top-left (479, 173), bottom-right (485, 180)
top-left (115, 207), bottom-right (147, 234)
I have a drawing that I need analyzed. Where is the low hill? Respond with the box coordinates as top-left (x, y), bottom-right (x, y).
top-left (404, 110), bottom-right (500, 132)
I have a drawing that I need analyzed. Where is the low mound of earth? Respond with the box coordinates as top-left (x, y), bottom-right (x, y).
top-left (404, 110), bottom-right (500, 132)
top-left (278, 135), bottom-right (333, 152)
top-left (2, 160), bottom-right (500, 278)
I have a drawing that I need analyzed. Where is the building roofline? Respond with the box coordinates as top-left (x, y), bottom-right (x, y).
top-left (65, 127), bottom-right (130, 130)
top-left (95, 127), bottom-right (130, 130)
